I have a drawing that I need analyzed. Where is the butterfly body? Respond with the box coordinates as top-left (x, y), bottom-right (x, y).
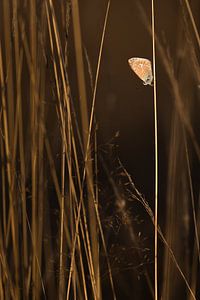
top-left (128, 57), bottom-right (153, 86)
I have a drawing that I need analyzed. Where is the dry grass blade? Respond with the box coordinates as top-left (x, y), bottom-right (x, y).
top-left (182, 0), bottom-right (200, 49)
top-left (184, 132), bottom-right (200, 264)
top-left (151, 1), bottom-right (158, 299)
top-left (70, 0), bottom-right (100, 298)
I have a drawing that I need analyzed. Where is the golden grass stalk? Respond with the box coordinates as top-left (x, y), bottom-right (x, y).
top-left (151, 1), bottom-right (158, 299)
top-left (70, 1), bottom-right (100, 297)
top-left (45, 1), bottom-right (108, 298)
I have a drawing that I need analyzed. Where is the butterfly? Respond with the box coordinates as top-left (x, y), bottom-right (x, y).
top-left (128, 57), bottom-right (153, 86)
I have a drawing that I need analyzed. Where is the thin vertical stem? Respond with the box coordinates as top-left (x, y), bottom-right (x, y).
top-left (151, 1), bottom-right (158, 299)
top-left (59, 117), bottom-right (66, 300)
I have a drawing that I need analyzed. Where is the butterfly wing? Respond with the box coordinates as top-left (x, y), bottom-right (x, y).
top-left (128, 58), bottom-right (153, 85)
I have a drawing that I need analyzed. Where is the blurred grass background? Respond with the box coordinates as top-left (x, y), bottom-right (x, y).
top-left (0, 0), bottom-right (200, 299)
